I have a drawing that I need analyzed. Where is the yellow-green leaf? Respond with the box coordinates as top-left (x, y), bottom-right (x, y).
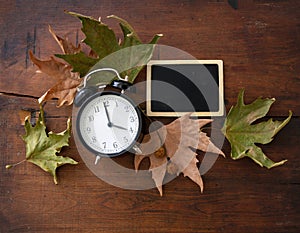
top-left (222, 90), bottom-right (292, 168)
top-left (21, 104), bottom-right (78, 184)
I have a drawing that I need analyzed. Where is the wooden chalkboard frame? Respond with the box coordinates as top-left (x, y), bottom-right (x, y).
top-left (146, 60), bottom-right (224, 117)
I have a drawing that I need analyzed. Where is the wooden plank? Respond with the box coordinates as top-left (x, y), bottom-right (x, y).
top-left (0, 0), bottom-right (299, 116)
top-left (0, 94), bottom-right (299, 232)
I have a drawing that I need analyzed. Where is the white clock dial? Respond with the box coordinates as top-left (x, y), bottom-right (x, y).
top-left (77, 93), bottom-right (141, 156)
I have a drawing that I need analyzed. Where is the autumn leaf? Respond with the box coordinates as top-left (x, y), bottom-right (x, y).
top-left (135, 113), bottom-right (225, 196)
top-left (30, 13), bottom-right (161, 107)
top-left (29, 51), bottom-right (81, 107)
top-left (134, 132), bottom-right (168, 196)
top-left (56, 11), bottom-right (121, 77)
top-left (48, 25), bottom-right (81, 54)
top-left (222, 90), bottom-right (292, 168)
top-left (6, 104), bottom-right (78, 184)
top-left (56, 51), bottom-right (99, 77)
top-left (57, 11), bottom-right (162, 81)
top-left (18, 109), bottom-right (31, 125)
top-left (69, 11), bottom-right (121, 59)
top-left (107, 15), bottom-right (142, 47)
top-left (107, 14), bottom-right (162, 82)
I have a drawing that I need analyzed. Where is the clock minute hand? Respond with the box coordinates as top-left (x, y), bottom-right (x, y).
top-left (103, 103), bottom-right (112, 127)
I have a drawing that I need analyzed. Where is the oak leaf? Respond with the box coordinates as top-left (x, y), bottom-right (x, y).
top-left (7, 104), bottom-right (78, 184)
top-left (222, 90), bottom-right (292, 168)
top-left (135, 113), bottom-right (225, 196)
top-left (29, 51), bottom-right (81, 107)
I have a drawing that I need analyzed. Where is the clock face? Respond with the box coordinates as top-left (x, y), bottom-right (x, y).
top-left (76, 92), bottom-right (141, 157)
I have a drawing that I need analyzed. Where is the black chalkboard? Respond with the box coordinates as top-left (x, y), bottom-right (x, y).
top-left (146, 60), bottom-right (224, 117)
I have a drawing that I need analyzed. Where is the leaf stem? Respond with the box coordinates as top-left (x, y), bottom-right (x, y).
top-left (5, 159), bottom-right (26, 169)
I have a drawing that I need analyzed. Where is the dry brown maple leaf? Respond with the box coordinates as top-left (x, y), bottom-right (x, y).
top-left (135, 113), bottom-right (225, 196)
top-left (49, 25), bottom-right (81, 55)
top-left (18, 109), bottom-right (31, 126)
top-left (29, 51), bottom-right (81, 107)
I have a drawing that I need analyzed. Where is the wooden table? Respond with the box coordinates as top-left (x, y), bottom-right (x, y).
top-left (1, 0), bottom-right (299, 232)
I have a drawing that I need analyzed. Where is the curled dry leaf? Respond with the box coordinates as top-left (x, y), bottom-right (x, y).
top-left (29, 51), bottom-right (81, 107)
top-left (48, 25), bottom-right (81, 55)
top-left (18, 109), bottom-right (31, 125)
top-left (135, 113), bottom-right (225, 196)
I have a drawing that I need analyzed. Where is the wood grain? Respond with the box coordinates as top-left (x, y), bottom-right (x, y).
top-left (0, 1), bottom-right (299, 232)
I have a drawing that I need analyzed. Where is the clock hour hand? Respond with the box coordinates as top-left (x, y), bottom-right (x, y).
top-left (103, 102), bottom-right (112, 127)
top-left (111, 123), bottom-right (128, 131)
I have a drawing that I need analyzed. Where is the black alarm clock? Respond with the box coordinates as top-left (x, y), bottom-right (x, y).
top-left (74, 68), bottom-right (143, 164)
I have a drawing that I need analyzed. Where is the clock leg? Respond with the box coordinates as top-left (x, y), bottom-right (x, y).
top-left (94, 155), bottom-right (101, 165)
top-left (132, 145), bottom-right (142, 154)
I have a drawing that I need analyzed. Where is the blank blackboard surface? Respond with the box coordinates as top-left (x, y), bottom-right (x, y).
top-left (146, 60), bottom-right (224, 117)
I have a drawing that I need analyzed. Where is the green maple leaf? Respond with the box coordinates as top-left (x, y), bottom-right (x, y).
top-left (7, 105), bottom-right (78, 184)
top-left (106, 15), bottom-right (162, 82)
top-left (68, 11), bottom-right (121, 59)
top-left (222, 90), bottom-right (292, 169)
top-left (56, 51), bottom-right (99, 77)
top-left (107, 15), bottom-right (142, 47)
top-left (56, 11), bottom-right (162, 81)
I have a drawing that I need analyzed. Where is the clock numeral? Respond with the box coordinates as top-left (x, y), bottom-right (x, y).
top-left (94, 106), bottom-right (100, 113)
top-left (123, 136), bottom-right (129, 143)
top-left (88, 115), bottom-right (94, 122)
top-left (124, 106), bottom-right (130, 112)
top-left (104, 100), bottom-right (110, 107)
top-left (129, 116), bottom-right (135, 122)
top-left (129, 127), bottom-right (134, 134)
top-left (113, 142), bottom-right (118, 148)
top-left (86, 127), bottom-right (91, 133)
top-left (102, 142), bottom-right (106, 149)
top-left (115, 101), bottom-right (118, 107)
top-left (92, 136), bottom-right (97, 143)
